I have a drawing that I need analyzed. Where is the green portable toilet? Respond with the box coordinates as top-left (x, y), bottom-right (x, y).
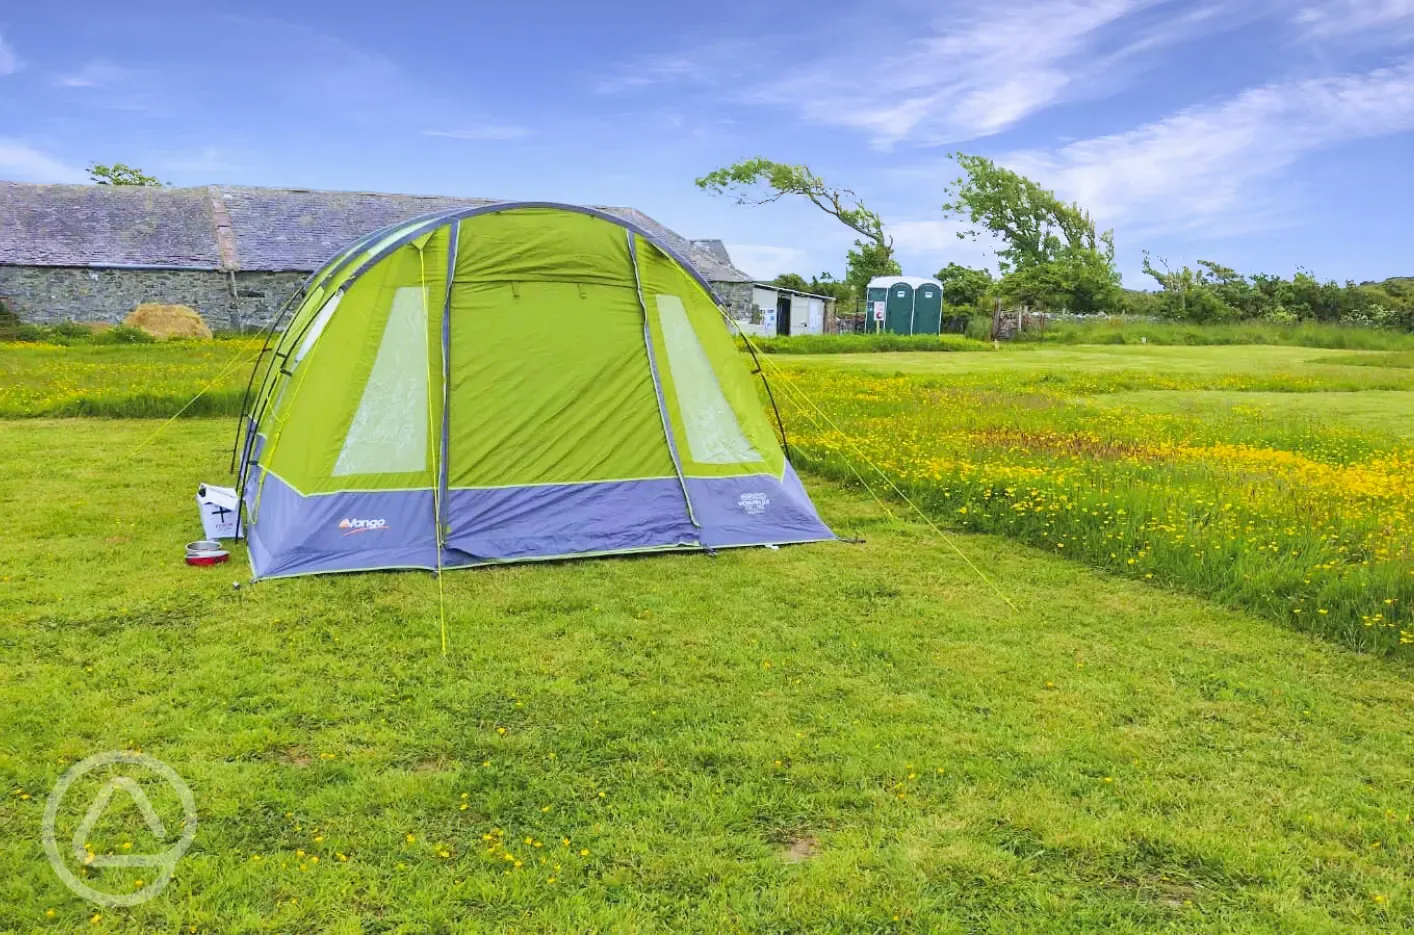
top-left (868, 276), bottom-right (947, 335)
top-left (884, 281), bottom-right (914, 334)
top-left (913, 282), bottom-right (943, 334)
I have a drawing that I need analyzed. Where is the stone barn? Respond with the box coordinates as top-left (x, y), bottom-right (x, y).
top-left (0, 182), bottom-right (761, 331)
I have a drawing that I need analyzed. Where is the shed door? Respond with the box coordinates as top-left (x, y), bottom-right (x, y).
top-left (776, 294), bottom-right (792, 336)
top-left (884, 284), bottom-right (914, 334)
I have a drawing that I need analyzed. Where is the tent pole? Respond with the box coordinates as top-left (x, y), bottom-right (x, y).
top-left (628, 230), bottom-right (699, 529)
top-left (437, 222), bottom-right (458, 548)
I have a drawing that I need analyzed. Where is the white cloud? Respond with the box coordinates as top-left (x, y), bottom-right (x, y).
top-left (759, 0), bottom-right (1145, 146)
top-left (1294, 0), bottom-right (1414, 37)
top-left (723, 243), bottom-right (809, 280)
top-left (0, 141), bottom-right (87, 183)
top-left (594, 42), bottom-right (757, 94)
top-left (892, 218), bottom-right (1005, 272)
top-left (1005, 59), bottom-right (1414, 234)
top-left (54, 59), bottom-right (132, 88)
top-left (598, 2), bottom-right (1253, 147)
top-left (596, 55), bottom-right (712, 94)
top-left (423, 126), bottom-right (530, 141)
top-left (0, 32), bottom-right (21, 75)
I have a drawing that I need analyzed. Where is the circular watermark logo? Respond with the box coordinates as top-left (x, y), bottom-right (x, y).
top-left (42, 751), bottom-right (197, 908)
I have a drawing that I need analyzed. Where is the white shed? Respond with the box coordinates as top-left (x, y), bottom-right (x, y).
top-left (741, 283), bottom-right (830, 337)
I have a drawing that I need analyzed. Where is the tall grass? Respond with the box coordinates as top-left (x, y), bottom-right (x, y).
top-left (775, 366), bottom-right (1414, 656)
top-left (1020, 318), bottom-right (1414, 349)
top-left (0, 340), bottom-right (259, 418)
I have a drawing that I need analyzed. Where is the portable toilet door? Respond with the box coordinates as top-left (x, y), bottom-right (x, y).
top-left (913, 282), bottom-right (943, 334)
top-left (885, 281), bottom-right (915, 334)
top-left (866, 286), bottom-right (888, 333)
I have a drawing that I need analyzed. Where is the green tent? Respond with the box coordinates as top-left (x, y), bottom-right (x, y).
top-left (235, 203), bottom-right (834, 579)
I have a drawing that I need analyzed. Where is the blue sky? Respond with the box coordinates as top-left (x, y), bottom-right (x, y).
top-left (2, 1), bottom-right (1413, 287)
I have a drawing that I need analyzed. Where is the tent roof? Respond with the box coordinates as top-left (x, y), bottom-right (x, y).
top-left (0, 182), bottom-right (754, 283)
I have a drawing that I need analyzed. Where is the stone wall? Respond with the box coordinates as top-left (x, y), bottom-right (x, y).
top-left (0, 265), bottom-right (306, 331)
top-left (714, 282), bottom-right (757, 324)
top-left (1, 265), bottom-right (761, 333)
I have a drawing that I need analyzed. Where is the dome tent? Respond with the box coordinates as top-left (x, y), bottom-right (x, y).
top-left (235, 203), bottom-right (834, 580)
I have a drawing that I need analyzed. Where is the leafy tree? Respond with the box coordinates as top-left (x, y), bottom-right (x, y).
top-left (942, 154), bottom-right (1109, 271)
top-left (770, 273), bottom-right (811, 292)
top-left (1141, 253), bottom-right (1234, 323)
top-left (806, 272), bottom-right (855, 304)
top-left (997, 248), bottom-right (1122, 314)
top-left (88, 162), bottom-right (166, 186)
top-left (769, 272), bottom-right (859, 308)
top-left (696, 158), bottom-right (898, 295)
top-left (934, 263), bottom-right (994, 308)
top-left (942, 154), bottom-right (1120, 312)
top-left (843, 241), bottom-right (901, 297)
top-left (1137, 255), bottom-right (1414, 329)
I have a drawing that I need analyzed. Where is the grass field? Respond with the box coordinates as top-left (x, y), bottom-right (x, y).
top-left (2, 340), bottom-right (1414, 931)
top-left (0, 340), bottom-right (261, 418)
top-left (779, 344), bottom-right (1414, 392)
top-left (1011, 320), bottom-right (1414, 350)
top-left (1089, 391), bottom-right (1414, 439)
top-left (770, 346), bottom-right (1413, 655)
top-left (2, 419), bottom-right (1413, 933)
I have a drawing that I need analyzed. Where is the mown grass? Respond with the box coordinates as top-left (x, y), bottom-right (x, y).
top-left (750, 333), bottom-right (986, 355)
top-left (2, 419), bottom-right (1413, 933)
top-left (1324, 351), bottom-right (1414, 369)
top-left (1089, 391), bottom-right (1414, 440)
top-left (1016, 319), bottom-right (1414, 350)
top-left (770, 362), bottom-right (1414, 656)
top-left (781, 344), bottom-right (1414, 393)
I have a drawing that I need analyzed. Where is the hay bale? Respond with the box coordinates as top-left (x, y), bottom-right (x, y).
top-left (124, 304), bottom-right (212, 340)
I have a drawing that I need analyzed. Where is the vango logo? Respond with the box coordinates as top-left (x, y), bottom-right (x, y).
top-left (338, 517), bottom-right (387, 535)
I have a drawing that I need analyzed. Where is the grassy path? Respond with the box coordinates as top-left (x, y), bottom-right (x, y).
top-left (2, 419), bottom-right (1412, 932)
top-left (780, 345), bottom-right (1414, 391)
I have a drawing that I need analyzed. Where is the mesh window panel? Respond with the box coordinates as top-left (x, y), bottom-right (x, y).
top-left (655, 294), bottom-right (761, 464)
top-left (332, 286), bottom-right (429, 476)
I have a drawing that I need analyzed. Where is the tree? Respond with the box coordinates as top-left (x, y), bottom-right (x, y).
top-left (934, 263), bottom-right (994, 308)
top-left (770, 273), bottom-right (811, 293)
top-left (942, 154), bottom-right (1106, 271)
top-left (1141, 253), bottom-right (1237, 323)
top-left (941, 154), bottom-right (1121, 312)
top-left (88, 162), bottom-right (166, 186)
top-left (843, 241), bottom-right (901, 297)
top-left (696, 158), bottom-right (898, 295)
top-left (805, 272), bottom-right (855, 305)
top-left (999, 248), bottom-right (1121, 313)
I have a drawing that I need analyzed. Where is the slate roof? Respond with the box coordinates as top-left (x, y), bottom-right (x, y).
top-left (690, 239), bottom-right (733, 266)
top-left (0, 182), bottom-right (753, 283)
top-left (0, 183), bottom-right (222, 268)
